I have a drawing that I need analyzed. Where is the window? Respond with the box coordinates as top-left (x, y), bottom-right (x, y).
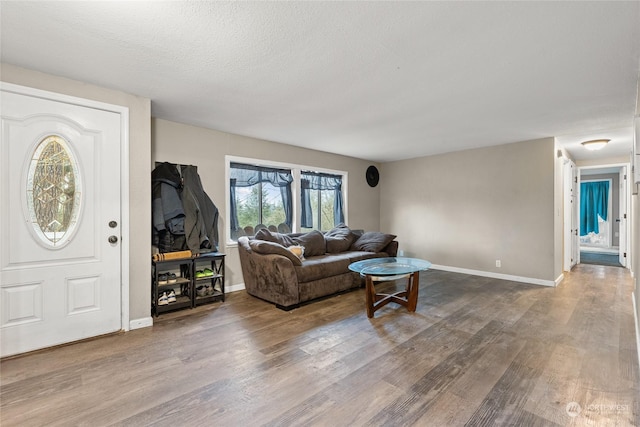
top-left (26, 135), bottom-right (82, 248)
top-left (300, 171), bottom-right (344, 232)
top-left (229, 162), bottom-right (293, 240)
top-left (227, 158), bottom-right (347, 242)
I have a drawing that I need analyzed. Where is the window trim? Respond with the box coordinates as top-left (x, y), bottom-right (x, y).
top-left (225, 155), bottom-right (348, 246)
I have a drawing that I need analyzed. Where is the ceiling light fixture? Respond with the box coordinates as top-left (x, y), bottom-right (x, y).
top-left (581, 139), bottom-right (610, 151)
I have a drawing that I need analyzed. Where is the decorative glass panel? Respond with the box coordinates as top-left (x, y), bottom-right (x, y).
top-left (26, 135), bottom-right (82, 247)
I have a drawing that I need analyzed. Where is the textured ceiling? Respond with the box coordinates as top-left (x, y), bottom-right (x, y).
top-left (1, 1), bottom-right (639, 162)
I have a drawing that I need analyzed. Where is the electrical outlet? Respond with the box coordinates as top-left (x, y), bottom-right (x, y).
top-left (496, 260), bottom-right (501, 268)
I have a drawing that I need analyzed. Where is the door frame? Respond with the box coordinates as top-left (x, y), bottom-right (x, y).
top-left (1, 82), bottom-right (131, 332)
top-left (578, 162), bottom-right (631, 268)
top-left (619, 166), bottom-right (628, 267)
top-left (562, 157), bottom-right (578, 271)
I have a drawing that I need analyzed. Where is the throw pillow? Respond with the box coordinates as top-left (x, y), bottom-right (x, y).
top-left (287, 245), bottom-right (305, 260)
top-left (255, 228), bottom-right (295, 247)
top-left (248, 240), bottom-right (302, 266)
top-left (293, 230), bottom-right (325, 257)
top-left (324, 223), bottom-right (355, 253)
top-left (350, 231), bottom-right (397, 253)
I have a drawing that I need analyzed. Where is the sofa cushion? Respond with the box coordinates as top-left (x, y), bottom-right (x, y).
top-left (255, 228), bottom-right (296, 247)
top-left (324, 223), bottom-right (355, 253)
top-left (293, 230), bottom-right (325, 257)
top-left (248, 239), bottom-right (302, 266)
top-left (294, 253), bottom-right (354, 283)
top-left (350, 231), bottom-right (397, 252)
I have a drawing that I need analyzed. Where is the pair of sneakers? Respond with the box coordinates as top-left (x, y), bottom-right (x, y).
top-left (158, 290), bottom-right (177, 306)
top-left (194, 268), bottom-right (214, 279)
top-left (158, 273), bottom-right (177, 285)
top-left (196, 283), bottom-right (214, 297)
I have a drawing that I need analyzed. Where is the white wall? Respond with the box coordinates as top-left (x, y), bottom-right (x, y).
top-left (1, 63), bottom-right (152, 323)
top-left (151, 118), bottom-right (382, 289)
top-left (380, 138), bottom-right (558, 283)
top-left (633, 87), bottom-right (640, 361)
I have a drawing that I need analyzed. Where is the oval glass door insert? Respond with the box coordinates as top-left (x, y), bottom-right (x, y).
top-left (26, 135), bottom-right (82, 247)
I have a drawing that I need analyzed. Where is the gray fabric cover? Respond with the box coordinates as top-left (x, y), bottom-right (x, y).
top-left (292, 230), bottom-right (325, 257)
top-left (351, 231), bottom-right (397, 252)
top-left (294, 251), bottom-right (389, 283)
top-left (237, 233), bottom-right (398, 310)
top-left (255, 228), bottom-right (296, 247)
top-left (298, 272), bottom-right (362, 303)
top-left (248, 239), bottom-right (302, 266)
top-left (324, 223), bottom-right (355, 253)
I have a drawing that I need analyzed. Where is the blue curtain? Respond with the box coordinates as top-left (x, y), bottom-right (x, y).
top-left (300, 172), bottom-right (344, 228)
top-left (229, 163), bottom-right (293, 230)
top-left (580, 181), bottom-right (609, 236)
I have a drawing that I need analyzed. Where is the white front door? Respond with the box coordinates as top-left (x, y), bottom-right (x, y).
top-left (1, 87), bottom-right (123, 357)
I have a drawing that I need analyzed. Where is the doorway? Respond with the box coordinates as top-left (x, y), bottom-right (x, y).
top-left (578, 165), bottom-right (629, 268)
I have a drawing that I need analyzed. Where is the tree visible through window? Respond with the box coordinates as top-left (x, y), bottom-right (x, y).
top-left (301, 186), bottom-right (336, 232)
top-left (235, 183), bottom-right (286, 230)
top-left (229, 163), bottom-right (292, 239)
top-left (301, 171), bottom-right (344, 232)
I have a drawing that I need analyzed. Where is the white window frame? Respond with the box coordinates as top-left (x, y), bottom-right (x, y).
top-left (225, 155), bottom-right (348, 246)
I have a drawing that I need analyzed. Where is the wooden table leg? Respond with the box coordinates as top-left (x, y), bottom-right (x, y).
top-left (365, 272), bottom-right (420, 317)
top-left (407, 271), bottom-right (419, 312)
top-left (365, 274), bottom-right (375, 318)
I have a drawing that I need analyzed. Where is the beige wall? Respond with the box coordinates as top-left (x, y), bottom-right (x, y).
top-left (380, 138), bottom-right (558, 282)
top-left (1, 63), bottom-right (152, 322)
top-left (151, 118), bottom-right (382, 288)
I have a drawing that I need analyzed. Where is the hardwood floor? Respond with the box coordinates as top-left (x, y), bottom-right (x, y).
top-left (1, 264), bottom-right (638, 426)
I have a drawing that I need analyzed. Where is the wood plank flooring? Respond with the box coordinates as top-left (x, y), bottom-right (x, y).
top-left (1, 264), bottom-right (638, 426)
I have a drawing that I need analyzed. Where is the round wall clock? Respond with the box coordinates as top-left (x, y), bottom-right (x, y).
top-left (366, 165), bottom-right (379, 187)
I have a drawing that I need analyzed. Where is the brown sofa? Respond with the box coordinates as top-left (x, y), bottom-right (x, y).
top-left (237, 225), bottom-right (398, 310)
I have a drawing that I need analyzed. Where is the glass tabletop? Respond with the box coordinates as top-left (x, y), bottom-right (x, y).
top-left (349, 257), bottom-right (432, 276)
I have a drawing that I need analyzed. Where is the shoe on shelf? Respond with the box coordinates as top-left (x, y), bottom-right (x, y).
top-left (204, 283), bottom-right (213, 295)
top-left (167, 290), bottom-right (177, 303)
top-left (196, 286), bottom-right (207, 297)
top-left (168, 273), bottom-right (177, 284)
top-left (195, 270), bottom-right (206, 279)
top-left (203, 268), bottom-right (214, 277)
top-left (158, 292), bottom-right (169, 306)
top-left (158, 273), bottom-right (168, 285)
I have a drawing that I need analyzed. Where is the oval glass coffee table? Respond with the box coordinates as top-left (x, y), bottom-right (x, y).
top-left (349, 257), bottom-right (432, 318)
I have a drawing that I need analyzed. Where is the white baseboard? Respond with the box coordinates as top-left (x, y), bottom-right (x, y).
top-left (633, 292), bottom-right (640, 372)
top-left (226, 283), bottom-right (246, 293)
top-left (430, 264), bottom-right (557, 287)
top-left (129, 317), bottom-right (153, 330)
top-left (555, 273), bottom-right (565, 287)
